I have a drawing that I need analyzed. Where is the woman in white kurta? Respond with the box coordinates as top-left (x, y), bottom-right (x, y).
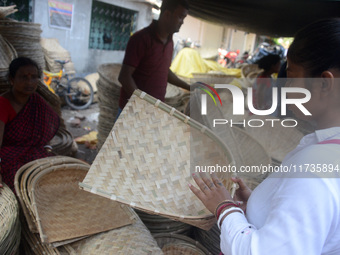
top-left (189, 18), bottom-right (340, 255)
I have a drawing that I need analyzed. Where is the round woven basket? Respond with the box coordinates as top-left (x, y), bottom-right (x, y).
top-left (50, 127), bottom-right (75, 156)
top-left (96, 63), bottom-right (122, 149)
top-left (153, 233), bottom-right (211, 255)
top-left (30, 163), bottom-right (134, 244)
top-left (0, 184), bottom-right (21, 255)
top-left (194, 224), bottom-right (221, 255)
top-left (65, 210), bottom-right (163, 254)
top-left (136, 209), bottom-right (192, 235)
top-left (80, 90), bottom-right (236, 231)
top-left (0, 20), bottom-right (45, 69)
top-left (244, 115), bottom-right (304, 163)
top-left (14, 156), bottom-right (89, 233)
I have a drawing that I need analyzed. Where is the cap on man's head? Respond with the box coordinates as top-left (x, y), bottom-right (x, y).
top-left (160, 0), bottom-right (189, 13)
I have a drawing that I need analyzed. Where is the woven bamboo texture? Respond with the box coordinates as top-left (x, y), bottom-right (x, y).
top-left (244, 115), bottom-right (304, 162)
top-left (194, 224), bottom-right (220, 254)
top-left (30, 163), bottom-right (134, 244)
top-left (40, 38), bottom-right (75, 75)
top-left (50, 127), bottom-right (75, 156)
top-left (0, 19), bottom-right (45, 69)
top-left (188, 88), bottom-right (271, 185)
top-left (14, 157), bottom-right (89, 233)
top-left (80, 89), bottom-right (235, 230)
top-left (0, 5), bottom-right (18, 19)
top-left (154, 233), bottom-right (211, 255)
top-left (96, 63), bottom-right (122, 149)
top-left (66, 209), bottom-right (163, 255)
top-left (0, 184), bottom-right (21, 255)
top-left (0, 33), bottom-right (17, 93)
top-left (136, 209), bottom-right (192, 235)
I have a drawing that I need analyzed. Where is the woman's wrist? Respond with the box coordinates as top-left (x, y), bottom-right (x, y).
top-left (217, 206), bottom-right (244, 229)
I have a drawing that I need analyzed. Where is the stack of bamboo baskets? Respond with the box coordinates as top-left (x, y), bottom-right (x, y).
top-left (0, 17), bottom-right (45, 69)
top-left (96, 63), bottom-right (122, 149)
top-left (0, 184), bottom-right (21, 255)
top-left (14, 156), bottom-right (163, 254)
top-left (40, 38), bottom-right (75, 75)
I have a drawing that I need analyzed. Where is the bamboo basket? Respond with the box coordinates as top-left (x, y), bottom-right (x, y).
top-left (64, 209), bottom-right (162, 254)
top-left (0, 184), bottom-right (21, 255)
top-left (28, 163), bottom-right (134, 244)
top-left (80, 89), bottom-right (236, 230)
top-left (14, 156), bottom-right (89, 233)
top-left (244, 115), bottom-right (304, 163)
top-left (188, 88), bottom-right (271, 184)
top-left (154, 233), bottom-right (211, 255)
top-left (192, 73), bottom-right (235, 85)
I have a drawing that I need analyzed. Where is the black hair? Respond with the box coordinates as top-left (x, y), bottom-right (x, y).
top-left (160, 0), bottom-right (189, 14)
top-left (8, 57), bottom-right (42, 79)
top-left (256, 54), bottom-right (281, 71)
top-left (287, 18), bottom-right (340, 77)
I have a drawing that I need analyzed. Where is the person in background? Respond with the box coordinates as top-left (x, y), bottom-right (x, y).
top-left (117, 0), bottom-right (190, 117)
top-left (0, 57), bottom-right (60, 192)
top-left (253, 54), bottom-right (281, 111)
top-left (189, 18), bottom-right (340, 255)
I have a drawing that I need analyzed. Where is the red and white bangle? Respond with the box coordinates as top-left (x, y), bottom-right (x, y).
top-left (217, 207), bottom-right (244, 230)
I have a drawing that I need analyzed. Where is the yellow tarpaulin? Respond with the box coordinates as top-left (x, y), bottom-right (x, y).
top-left (170, 48), bottom-right (241, 78)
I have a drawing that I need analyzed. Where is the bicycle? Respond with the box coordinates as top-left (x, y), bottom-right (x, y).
top-left (43, 60), bottom-right (94, 110)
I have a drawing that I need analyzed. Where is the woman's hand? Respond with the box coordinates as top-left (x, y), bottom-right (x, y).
top-left (189, 172), bottom-right (233, 214)
top-left (231, 177), bottom-right (252, 212)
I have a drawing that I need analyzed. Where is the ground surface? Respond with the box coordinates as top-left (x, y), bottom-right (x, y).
top-left (61, 102), bottom-right (100, 164)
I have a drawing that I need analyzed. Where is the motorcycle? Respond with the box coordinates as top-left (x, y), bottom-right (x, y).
top-left (247, 42), bottom-right (286, 64)
top-left (218, 48), bottom-right (240, 68)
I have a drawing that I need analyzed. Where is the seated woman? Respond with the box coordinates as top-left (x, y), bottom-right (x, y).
top-left (253, 54), bottom-right (281, 111)
top-left (0, 57), bottom-right (60, 191)
top-left (190, 18), bottom-right (340, 255)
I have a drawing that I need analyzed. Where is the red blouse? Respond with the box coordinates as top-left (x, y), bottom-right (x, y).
top-left (0, 96), bottom-right (17, 123)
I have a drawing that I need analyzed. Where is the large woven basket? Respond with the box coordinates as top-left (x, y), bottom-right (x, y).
top-left (30, 163), bottom-right (134, 244)
top-left (188, 88), bottom-right (271, 185)
top-left (96, 63), bottom-right (122, 149)
top-left (80, 89), bottom-right (235, 230)
top-left (192, 73), bottom-right (235, 85)
top-left (14, 156), bottom-right (135, 245)
top-left (14, 156), bottom-right (90, 233)
top-left (154, 233), bottom-right (211, 255)
top-left (194, 224), bottom-right (221, 254)
top-left (244, 115), bottom-right (304, 163)
top-left (65, 209), bottom-right (163, 255)
top-left (0, 184), bottom-right (21, 255)
top-left (0, 19), bottom-right (45, 69)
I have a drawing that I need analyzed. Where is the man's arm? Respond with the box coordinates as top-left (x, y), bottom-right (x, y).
top-left (118, 64), bottom-right (138, 98)
top-left (167, 69), bottom-right (190, 91)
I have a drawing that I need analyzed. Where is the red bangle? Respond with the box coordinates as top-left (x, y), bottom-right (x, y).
top-left (216, 203), bottom-right (238, 219)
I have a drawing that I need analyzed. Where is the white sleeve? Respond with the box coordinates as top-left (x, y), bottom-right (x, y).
top-left (220, 177), bottom-right (334, 255)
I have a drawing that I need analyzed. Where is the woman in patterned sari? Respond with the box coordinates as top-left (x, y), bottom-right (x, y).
top-left (0, 57), bottom-right (60, 192)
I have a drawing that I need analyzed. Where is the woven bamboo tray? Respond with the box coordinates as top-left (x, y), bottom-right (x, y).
top-left (244, 115), bottom-right (304, 163)
top-left (28, 163), bottom-right (134, 244)
top-left (66, 209), bottom-right (163, 254)
top-left (154, 233), bottom-right (211, 255)
top-left (80, 89), bottom-right (235, 230)
top-left (0, 184), bottom-right (21, 255)
top-left (14, 156), bottom-right (89, 233)
top-left (188, 88), bottom-right (271, 184)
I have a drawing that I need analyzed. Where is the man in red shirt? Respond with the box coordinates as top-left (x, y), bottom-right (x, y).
top-left (118, 0), bottom-right (190, 110)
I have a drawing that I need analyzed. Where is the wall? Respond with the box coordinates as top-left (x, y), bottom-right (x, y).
top-left (33, 0), bottom-right (152, 74)
top-left (176, 15), bottom-right (256, 58)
